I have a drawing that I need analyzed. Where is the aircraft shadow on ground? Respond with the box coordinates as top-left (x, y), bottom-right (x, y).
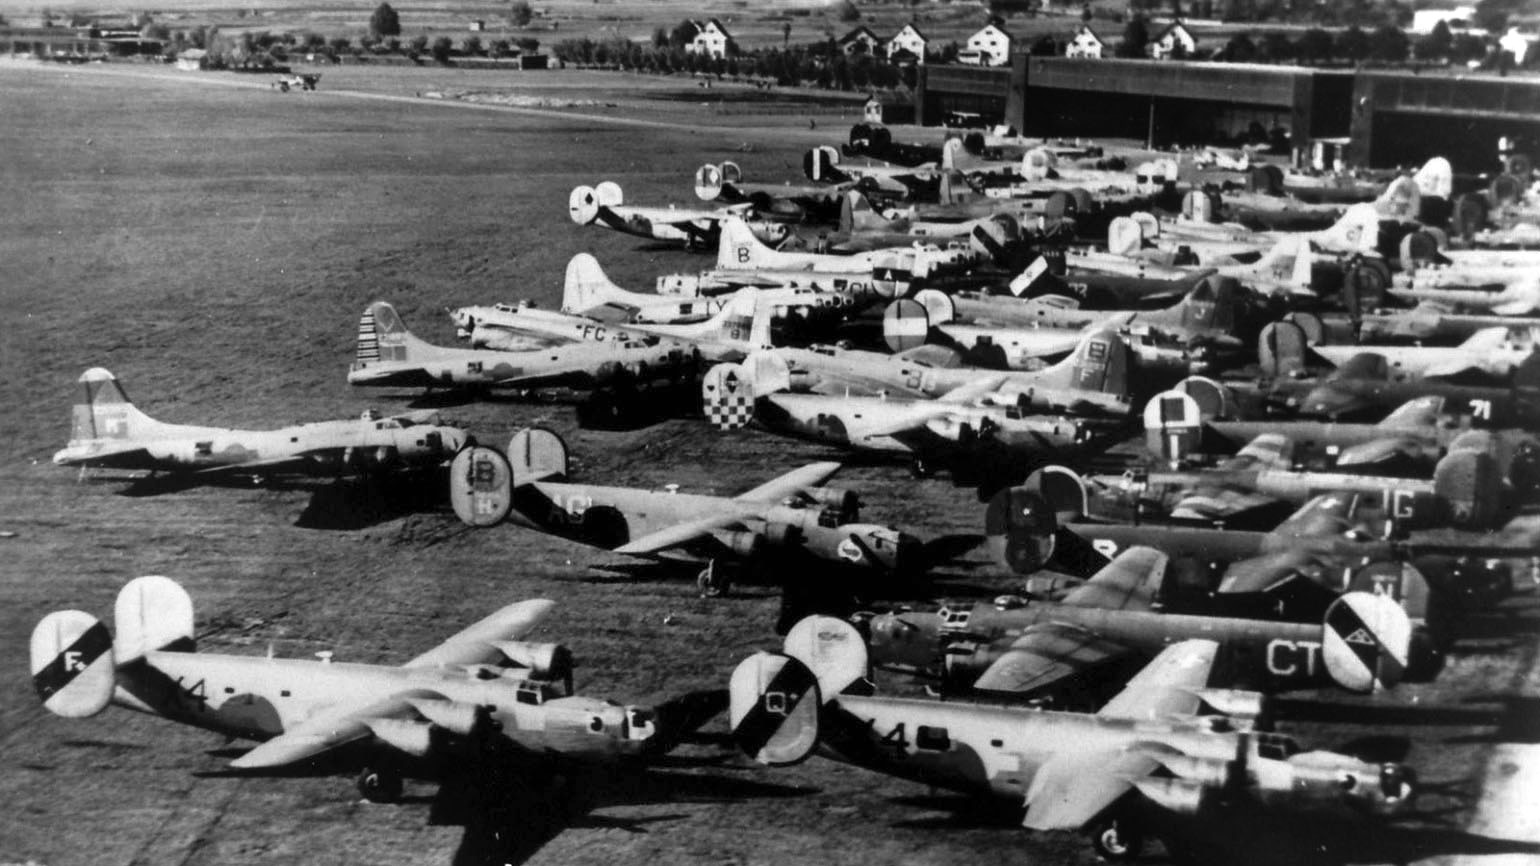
top-left (294, 472), bottom-right (452, 531)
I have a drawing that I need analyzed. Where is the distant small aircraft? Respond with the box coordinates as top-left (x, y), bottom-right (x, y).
top-left (866, 546), bottom-right (1426, 698)
top-left (693, 160), bottom-right (849, 223)
top-left (1310, 325), bottom-right (1539, 381)
top-left (454, 286), bottom-right (772, 363)
top-left (560, 253), bottom-right (849, 327)
top-left (448, 428), bottom-right (920, 595)
top-left (716, 216), bottom-right (962, 299)
top-left (731, 618), bottom-right (1417, 862)
top-left (346, 301), bottom-right (699, 393)
top-left (32, 577), bottom-right (658, 802)
top-left (568, 182), bottom-right (787, 250)
top-left (54, 367), bottom-right (466, 483)
top-left (702, 352), bottom-right (1116, 486)
top-left (755, 326), bottom-right (1133, 419)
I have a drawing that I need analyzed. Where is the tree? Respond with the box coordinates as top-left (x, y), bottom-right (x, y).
top-left (652, 26), bottom-right (668, 48)
top-left (1417, 19), bottom-right (1452, 60)
top-left (369, 2), bottom-right (400, 37)
top-left (669, 20), bottom-right (699, 49)
top-left (1081, 4), bottom-right (1093, 23)
top-left (1259, 31), bottom-right (1292, 61)
top-left (329, 36), bottom-right (352, 54)
top-left (408, 34), bottom-right (427, 54)
top-left (1334, 25), bottom-right (1370, 63)
top-left (1295, 27), bottom-right (1332, 63)
top-left (509, 0), bottom-right (533, 27)
top-left (837, 0), bottom-right (860, 22)
top-left (517, 36), bottom-right (539, 52)
top-left (1224, 33), bottom-right (1257, 62)
top-left (1473, 0), bottom-right (1522, 35)
top-left (1116, 15), bottom-right (1150, 58)
top-left (430, 35), bottom-right (453, 63)
top-left (1368, 24), bottom-right (1408, 62)
top-left (783, 21), bottom-right (791, 49)
top-left (462, 35), bottom-right (482, 55)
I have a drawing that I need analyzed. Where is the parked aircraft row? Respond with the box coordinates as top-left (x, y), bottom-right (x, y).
top-left (38, 121), bottom-right (1540, 864)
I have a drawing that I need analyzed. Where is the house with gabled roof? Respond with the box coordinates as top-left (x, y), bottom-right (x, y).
top-left (959, 22), bottom-right (1011, 66)
top-left (1065, 23), bottom-right (1104, 59)
top-left (887, 22), bottom-right (928, 65)
top-left (687, 18), bottom-right (735, 59)
top-left (1149, 20), bottom-right (1196, 59)
top-left (838, 25), bottom-right (883, 57)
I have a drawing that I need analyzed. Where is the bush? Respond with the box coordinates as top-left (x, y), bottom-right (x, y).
top-left (489, 38), bottom-right (510, 57)
top-left (516, 36), bottom-right (539, 52)
top-left (409, 35), bottom-right (427, 53)
top-left (431, 35), bottom-right (453, 63)
top-left (509, 0), bottom-right (533, 27)
top-left (369, 2), bottom-right (400, 37)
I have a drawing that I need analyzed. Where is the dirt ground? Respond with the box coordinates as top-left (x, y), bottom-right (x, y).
top-left (1, 62), bottom-right (1537, 866)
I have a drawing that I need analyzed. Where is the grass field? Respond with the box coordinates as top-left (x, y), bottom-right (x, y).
top-left (0, 60), bottom-right (1537, 866)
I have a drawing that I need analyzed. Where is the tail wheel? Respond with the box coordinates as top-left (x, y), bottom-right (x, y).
top-left (1088, 815), bottom-right (1144, 862)
top-left (357, 767), bottom-right (403, 803)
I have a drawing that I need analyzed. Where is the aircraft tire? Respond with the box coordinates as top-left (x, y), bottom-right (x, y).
top-left (909, 455), bottom-right (936, 479)
top-left (1088, 815), bottom-right (1144, 862)
top-left (357, 767), bottom-right (403, 803)
top-left (697, 564), bottom-right (730, 598)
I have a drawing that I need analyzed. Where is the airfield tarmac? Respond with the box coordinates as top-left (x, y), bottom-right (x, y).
top-left (1, 61), bottom-right (1538, 866)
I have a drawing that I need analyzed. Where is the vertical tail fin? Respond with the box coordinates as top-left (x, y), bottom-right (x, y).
top-left (713, 287), bottom-right (761, 346)
top-left (359, 302), bottom-right (434, 365)
top-left (69, 368), bottom-right (157, 444)
top-left (1064, 330), bottom-right (1131, 400)
top-left (718, 217), bottom-right (775, 270)
top-left (31, 609), bottom-right (115, 718)
top-left (562, 253), bottom-right (629, 315)
top-left (114, 575), bottom-right (195, 664)
top-left (702, 363), bottom-right (757, 430)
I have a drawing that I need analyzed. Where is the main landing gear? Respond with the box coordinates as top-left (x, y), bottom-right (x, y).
top-left (356, 766), bottom-right (404, 803)
top-left (697, 560), bottom-right (732, 598)
top-left (1088, 814), bottom-right (1145, 862)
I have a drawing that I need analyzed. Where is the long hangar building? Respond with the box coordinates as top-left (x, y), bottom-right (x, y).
top-left (917, 56), bottom-right (1540, 173)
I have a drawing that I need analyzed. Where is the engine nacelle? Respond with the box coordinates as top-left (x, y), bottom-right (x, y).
top-left (941, 642), bottom-right (1003, 686)
top-left (366, 718), bottom-right (434, 758)
top-left (804, 486), bottom-right (860, 520)
top-left (1131, 775), bottom-right (1209, 815)
top-left (407, 698), bottom-right (488, 737)
top-left (721, 529), bottom-right (765, 558)
top-left (1191, 688), bottom-right (1268, 722)
top-left (495, 640), bottom-right (574, 684)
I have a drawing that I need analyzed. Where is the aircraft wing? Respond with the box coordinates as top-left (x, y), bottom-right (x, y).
top-left (402, 599), bottom-right (557, 670)
top-left (935, 375), bottom-right (1008, 404)
top-left (733, 461), bottom-right (842, 503)
top-left (1269, 494), bottom-right (1360, 539)
top-left (1022, 748), bottom-right (1160, 831)
top-left (1217, 549), bottom-right (1343, 599)
top-left (611, 510), bottom-right (757, 556)
top-left (1097, 639), bottom-right (1218, 721)
top-left (1057, 547), bottom-right (1167, 611)
top-left (973, 622), bottom-right (1133, 694)
top-left (193, 455), bottom-right (313, 477)
top-left (229, 689), bottom-right (440, 769)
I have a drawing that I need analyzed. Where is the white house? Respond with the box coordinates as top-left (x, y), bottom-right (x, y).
top-left (1500, 26), bottom-right (1539, 65)
top-left (959, 23), bottom-right (1011, 66)
top-left (838, 26), bottom-right (883, 57)
top-left (686, 19), bottom-right (734, 59)
top-left (1149, 21), bottom-right (1196, 59)
top-left (887, 23), bottom-right (928, 65)
top-left (1411, 6), bottom-right (1481, 34)
top-left (1065, 24), bottom-right (1104, 59)
top-left (174, 47), bottom-right (206, 70)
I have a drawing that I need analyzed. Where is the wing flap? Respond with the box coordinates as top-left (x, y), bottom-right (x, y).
top-left (1023, 749), bottom-right (1160, 831)
top-left (402, 599), bottom-right (557, 669)
top-left (1097, 639), bottom-right (1218, 721)
top-left (973, 623), bottom-right (1134, 695)
top-left (229, 689), bottom-right (440, 769)
top-left (612, 511), bottom-right (754, 555)
top-left (734, 462), bottom-right (842, 503)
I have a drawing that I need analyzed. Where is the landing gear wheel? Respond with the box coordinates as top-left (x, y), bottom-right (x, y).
top-left (697, 562), bottom-right (730, 598)
top-left (909, 456), bottom-right (935, 479)
top-left (357, 767), bottom-right (403, 803)
top-left (1088, 816), bottom-right (1144, 862)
